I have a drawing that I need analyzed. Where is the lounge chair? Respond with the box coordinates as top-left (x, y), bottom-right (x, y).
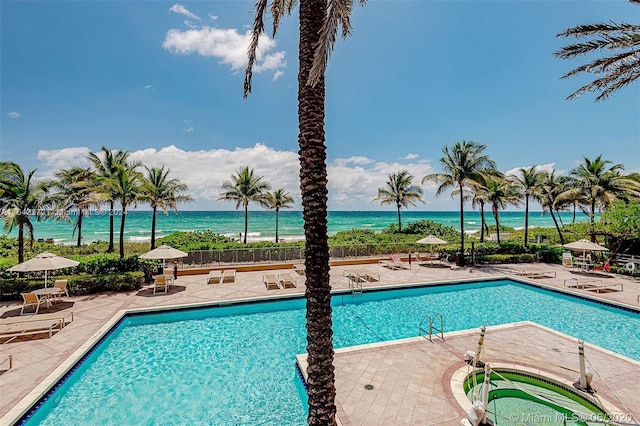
top-left (562, 253), bottom-right (577, 271)
top-left (592, 261), bottom-right (611, 273)
top-left (344, 270), bottom-right (364, 283)
top-left (379, 254), bottom-right (409, 270)
top-left (20, 292), bottom-right (47, 315)
top-left (278, 273), bottom-right (297, 288)
top-left (263, 274), bottom-right (280, 290)
top-left (223, 269), bottom-right (236, 283)
top-left (563, 278), bottom-right (622, 293)
top-left (0, 313), bottom-right (72, 344)
top-left (357, 269), bottom-right (379, 282)
top-left (510, 269), bottom-right (556, 279)
top-left (153, 275), bottom-right (169, 294)
top-left (207, 270), bottom-right (223, 285)
top-left (293, 264), bottom-right (306, 276)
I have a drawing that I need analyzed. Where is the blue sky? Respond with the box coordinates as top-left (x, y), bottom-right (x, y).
top-left (1, 1), bottom-right (639, 211)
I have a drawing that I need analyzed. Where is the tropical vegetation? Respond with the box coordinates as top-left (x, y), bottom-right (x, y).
top-left (218, 167), bottom-right (271, 244)
top-left (265, 189), bottom-right (295, 243)
top-left (373, 171), bottom-right (424, 232)
top-left (555, 0), bottom-right (640, 102)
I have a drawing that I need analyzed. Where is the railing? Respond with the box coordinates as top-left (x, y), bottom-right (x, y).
top-left (181, 243), bottom-right (456, 268)
top-left (418, 313), bottom-right (444, 342)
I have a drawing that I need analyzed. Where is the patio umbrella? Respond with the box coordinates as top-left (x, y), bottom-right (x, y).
top-left (562, 239), bottom-right (608, 259)
top-left (7, 252), bottom-right (80, 288)
top-left (416, 235), bottom-right (448, 246)
top-left (140, 245), bottom-right (188, 271)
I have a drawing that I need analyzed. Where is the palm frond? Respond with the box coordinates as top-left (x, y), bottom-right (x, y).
top-left (244, 0), bottom-right (268, 98)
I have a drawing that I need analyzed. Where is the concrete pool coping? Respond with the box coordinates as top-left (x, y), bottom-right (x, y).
top-left (1, 263), bottom-right (639, 424)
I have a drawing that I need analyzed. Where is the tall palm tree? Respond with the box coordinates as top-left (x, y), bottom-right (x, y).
top-left (470, 180), bottom-right (490, 243)
top-left (539, 171), bottom-right (566, 245)
top-left (87, 147), bottom-right (136, 252)
top-left (373, 171), bottom-right (424, 232)
top-left (51, 167), bottom-right (102, 247)
top-left (485, 177), bottom-right (522, 244)
top-left (218, 167), bottom-right (271, 244)
top-left (0, 162), bottom-right (52, 262)
top-left (100, 165), bottom-right (143, 258)
top-left (565, 155), bottom-right (639, 227)
top-left (141, 166), bottom-right (192, 250)
top-left (422, 141), bottom-right (497, 259)
top-left (555, 0), bottom-right (640, 102)
top-left (265, 189), bottom-right (294, 243)
top-left (244, 1), bottom-right (366, 422)
top-left (510, 166), bottom-right (544, 247)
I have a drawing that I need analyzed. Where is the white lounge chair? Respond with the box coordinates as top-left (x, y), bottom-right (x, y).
top-left (207, 270), bottom-right (223, 285)
top-left (278, 273), bottom-right (297, 288)
top-left (263, 274), bottom-right (279, 290)
top-left (223, 269), bottom-right (236, 283)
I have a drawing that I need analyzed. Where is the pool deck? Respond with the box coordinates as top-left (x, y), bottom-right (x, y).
top-left (1, 262), bottom-right (639, 424)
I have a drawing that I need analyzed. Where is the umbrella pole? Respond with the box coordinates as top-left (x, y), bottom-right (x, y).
top-left (45, 270), bottom-right (48, 288)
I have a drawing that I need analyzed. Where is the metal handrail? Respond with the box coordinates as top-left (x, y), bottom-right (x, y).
top-left (418, 313), bottom-right (444, 342)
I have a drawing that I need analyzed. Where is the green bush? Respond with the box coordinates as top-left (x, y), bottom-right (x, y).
top-left (0, 271), bottom-right (145, 300)
top-left (475, 253), bottom-right (537, 264)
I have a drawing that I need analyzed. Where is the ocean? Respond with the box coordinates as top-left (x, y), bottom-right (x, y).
top-left (2, 210), bottom-right (589, 245)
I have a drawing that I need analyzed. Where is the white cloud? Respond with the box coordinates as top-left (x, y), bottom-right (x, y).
top-left (272, 70), bottom-right (284, 81)
top-left (208, 13), bottom-right (218, 20)
top-left (404, 153), bottom-right (418, 160)
top-left (169, 4), bottom-right (200, 20)
top-left (7, 112), bottom-right (20, 119)
top-left (144, 84), bottom-right (153, 90)
top-left (163, 24), bottom-right (286, 77)
top-left (183, 126), bottom-right (194, 132)
top-left (36, 147), bottom-right (92, 179)
top-left (505, 162), bottom-right (556, 178)
top-left (33, 144), bottom-right (446, 210)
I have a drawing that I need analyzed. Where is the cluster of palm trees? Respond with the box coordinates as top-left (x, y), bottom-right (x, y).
top-left (375, 141), bottom-right (640, 251)
top-left (218, 166), bottom-right (294, 244)
top-left (0, 147), bottom-right (193, 262)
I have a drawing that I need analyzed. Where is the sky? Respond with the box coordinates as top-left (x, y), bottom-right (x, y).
top-left (1, 0), bottom-right (639, 212)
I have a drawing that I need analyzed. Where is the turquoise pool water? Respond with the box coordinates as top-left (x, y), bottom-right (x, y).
top-left (23, 280), bottom-right (640, 425)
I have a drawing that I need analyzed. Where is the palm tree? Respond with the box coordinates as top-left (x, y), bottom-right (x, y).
top-left (0, 162), bottom-right (52, 262)
top-left (244, 1), bottom-right (366, 422)
top-left (141, 166), bottom-right (192, 250)
top-left (265, 189), bottom-right (294, 243)
top-left (565, 155), bottom-right (640, 227)
top-left (510, 166), bottom-right (544, 247)
top-left (470, 180), bottom-right (490, 243)
top-left (218, 167), bottom-right (271, 244)
top-left (554, 0), bottom-right (640, 102)
top-left (100, 165), bottom-right (143, 258)
top-left (539, 171), bottom-right (566, 245)
top-left (87, 147), bottom-right (136, 252)
top-left (51, 167), bottom-right (102, 247)
top-left (485, 177), bottom-right (522, 244)
top-left (373, 171), bottom-right (424, 232)
top-left (422, 141), bottom-right (497, 259)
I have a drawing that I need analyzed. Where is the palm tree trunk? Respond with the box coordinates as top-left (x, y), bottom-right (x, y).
top-left (396, 203), bottom-right (402, 232)
top-left (108, 201), bottom-right (115, 252)
top-left (18, 223), bottom-right (25, 263)
top-left (524, 195), bottom-right (529, 248)
top-left (76, 210), bottom-right (83, 247)
top-left (459, 183), bottom-right (465, 264)
top-left (119, 205), bottom-right (126, 259)
top-left (275, 207), bottom-right (280, 243)
top-left (550, 210), bottom-right (564, 245)
top-left (244, 203), bottom-right (248, 244)
top-left (151, 206), bottom-right (157, 250)
top-left (572, 202), bottom-right (577, 224)
top-left (299, 0), bottom-right (336, 424)
top-left (479, 202), bottom-right (486, 243)
top-left (493, 208), bottom-right (501, 244)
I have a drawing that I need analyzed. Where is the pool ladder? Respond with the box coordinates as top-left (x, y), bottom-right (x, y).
top-left (347, 273), bottom-right (363, 294)
top-left (418, 313), bottom-right (444, 342)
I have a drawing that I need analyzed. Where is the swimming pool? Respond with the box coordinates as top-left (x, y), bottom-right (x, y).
top-left (20, 280), bottom-right (640, 425)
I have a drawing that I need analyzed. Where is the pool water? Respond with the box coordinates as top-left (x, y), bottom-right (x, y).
top-left (23, 280), bottom-right (640, 425)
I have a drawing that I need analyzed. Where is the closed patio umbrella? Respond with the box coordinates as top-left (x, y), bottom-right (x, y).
top-left (7, 252), bottom-right (80, 288)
